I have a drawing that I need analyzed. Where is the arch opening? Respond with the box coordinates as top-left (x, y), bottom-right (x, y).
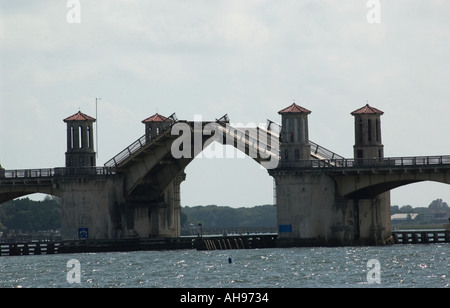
top-left (345, 180), bottom-right (450, 207)
top-left (181, 143), bottom-right (274, 208)
top-left (391, 181), bottom-right (450, 208)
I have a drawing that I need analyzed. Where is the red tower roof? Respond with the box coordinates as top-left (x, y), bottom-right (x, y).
top-left (141, 113), bottom-right (171, 123)
top-left (63, 111), bottom-right (96, 122)
top-left (351, 104), bottom-right (384, 115)
top-left (278, 103), bottom-right (311, 115)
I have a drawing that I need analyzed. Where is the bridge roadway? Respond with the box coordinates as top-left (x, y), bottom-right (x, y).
top-left (1, 154), bottom-right (449, 202)
top-left (0, 167), bottom-right (116, 203)
top-left (280, 155), bottom-right (450, 199)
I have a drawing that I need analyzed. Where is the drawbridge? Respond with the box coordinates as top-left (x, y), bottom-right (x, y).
top-left (103, 113), bottom-right (344, 170)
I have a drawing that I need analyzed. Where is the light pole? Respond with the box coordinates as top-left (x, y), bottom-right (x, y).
top-left (95, 98), bottom-right (101, 158)
top-left (198, 223), bottom-right (203, 238)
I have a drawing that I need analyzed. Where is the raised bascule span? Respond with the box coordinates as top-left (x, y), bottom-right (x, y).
top-left (1, 104), bottom-right (449, 246)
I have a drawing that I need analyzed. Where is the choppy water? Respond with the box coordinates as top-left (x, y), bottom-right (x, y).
top-left (1, 244), bottom-right (449, 288)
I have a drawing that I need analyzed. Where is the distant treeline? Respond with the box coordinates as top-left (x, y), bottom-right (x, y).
top-left (0, 197), bottom-right (448, 233)
top-left (391, 198), bottom-right (449, 214)
top-left (0, 197), bottom-right (276, 233)
top-left (181, 204), bottom-right (277, 229)
top-left (0, 196), bottom-right (61, 232)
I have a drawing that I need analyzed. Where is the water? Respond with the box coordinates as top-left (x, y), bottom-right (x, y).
top-left (1, 245), bottom-right (449, 288)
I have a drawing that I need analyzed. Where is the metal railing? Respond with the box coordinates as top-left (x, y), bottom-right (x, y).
top-left (104, 113), bottom-right (178, 168)
top-left (218, 125), bottom-right (280, 160)
top-left (309, 140), bottom-right (345, 161)
top-left (0, 167), bottom-right (116, 181)
top-left (252, 121), bottom-right (346, 163)
top-left (279, 155), bottom-right (450, 169)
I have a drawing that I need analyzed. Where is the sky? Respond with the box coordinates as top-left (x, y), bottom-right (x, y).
top-left (0, 0), bottom-right (449, 208)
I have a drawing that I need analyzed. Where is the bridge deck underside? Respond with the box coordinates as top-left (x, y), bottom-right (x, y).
top-left (331, 165), bottom-right (450, 198)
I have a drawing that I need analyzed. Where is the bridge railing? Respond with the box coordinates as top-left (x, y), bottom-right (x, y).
top-left (280, 155), bottom-right (450, 169)
top-left (1, 169), bottom-right (56, 179)
top-left (0, 167), bottom-right (116, 181)
top-left (218, 125), bottom-right (280, 160)
top-left (104, 113), bottom-right (178, 168)
top-left (309, 141), bottom-right (345, 162)
top-left (53, 167), bottom-right (117, 176)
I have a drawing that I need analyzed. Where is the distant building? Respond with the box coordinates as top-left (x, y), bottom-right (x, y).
top-left (423, 211), bottom-right (450, 224)
top-left (391, 213), bottom-right (419, 225)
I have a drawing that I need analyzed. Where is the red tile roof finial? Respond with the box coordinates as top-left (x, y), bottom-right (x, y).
top-left (63, 111), bottom-right (96, 122)
top-left (351, 104), bottom-right (384, 115)
top-left (278, 103), bottom-right (311, 115)
top-left (141, 113), bottom-right (171, 123)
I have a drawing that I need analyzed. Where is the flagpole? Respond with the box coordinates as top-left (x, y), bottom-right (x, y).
top-left (96, 98), bottom-right (101, 158)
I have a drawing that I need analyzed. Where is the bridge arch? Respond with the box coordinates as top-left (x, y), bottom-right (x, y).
top-left (112, 118), bottom-right (280, 203)
top-left (391, 182), bottom-right (450, 207)
top-left (0, 184), bottom-right (62, 204)
top-left (337, 169), bottom-right (450, 199)
top-left (0, 191), bottom-right (62, 205)
top-left (181, 142), bottom-right (275, 207)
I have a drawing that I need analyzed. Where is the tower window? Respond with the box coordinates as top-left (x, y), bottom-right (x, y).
top-left (70, 127), bottom-right (74, 149)
top-left (87, 126), bottom-right (91, 149)
top-left (358, 119), bottom-right (363, 144)
top-left (302, 117), bottom-right (306, 142)
top-left (357, 149), bottom-right (363, 159)
top-left (376, 119), bottom-right (380, 142)
top-left (285, 149), bottom-right (289, 160)
top-left (285, 118), bottom-right (290, 142)
top-left (368, 119), bottom-right (372, 142)
top-left (295, 149), bottom-right (300, 160)
top-left (79, 126), bottom-right (83, 148)
top-left (294, 118), bottom-right (298, 142)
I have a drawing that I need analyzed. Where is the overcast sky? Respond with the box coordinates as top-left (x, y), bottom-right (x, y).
top-left (0, 0), bottom-right (449, 208)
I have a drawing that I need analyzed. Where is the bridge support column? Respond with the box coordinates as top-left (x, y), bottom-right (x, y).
top-left (272, 170), bottom-right (392, 246)
top-left (122, 172), bottom-right (185, 238)
top-left (60, 176), bottom-right (123, 240)
top-left (355, 192), bottom-right (391, 245)
top-left (272, 171), bottom-right (351, 246)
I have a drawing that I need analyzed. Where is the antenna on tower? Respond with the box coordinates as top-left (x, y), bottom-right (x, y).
top-left (96, 98), bottom-right (101, 159)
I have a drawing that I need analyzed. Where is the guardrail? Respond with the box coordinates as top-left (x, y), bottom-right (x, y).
top-left (0, 167), bottom-right (116, 180)
top-left (104, 113), bottom-right (178, 168)
top-left (309, 140), bottom-right (345, 161)
top-left (279, 155), bottom-right (450, 169)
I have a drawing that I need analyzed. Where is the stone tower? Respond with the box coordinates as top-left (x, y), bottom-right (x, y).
top-left (278, 103), bottom-right (312, 167)
top-left (63, 111), bottom-right (96, 168)
top-left (351, 104), bottom-right (384, 164)
top-left (142, 113), bottom-right (173, 142)
top-left (271, 102), bottom-right (392, 246)
top-left (351, 103), bottom-right (391, 244)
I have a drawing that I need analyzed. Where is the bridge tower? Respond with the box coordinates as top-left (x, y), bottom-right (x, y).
top-left (350, 103), bottom-right (391, 244)
top-left (272, 102), bottom-right (393, 246)
top-left (63, 111), bottom-right (96, 168)
top-left (142, 113), bottom-right (173, 142)
top-left (272, 103), bottom-right (339, 244)
top-left (278, 103), bottom-right (312, 167)
top-left (351, 104), bottom-right (384, 163)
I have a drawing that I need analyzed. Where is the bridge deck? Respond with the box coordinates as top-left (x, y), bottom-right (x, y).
top-left (278, 155), bottom-right (450, 171)
top-left (0, 167), bottom-right (116, 184)
top-left (1, 156), bottom-right (449, 185)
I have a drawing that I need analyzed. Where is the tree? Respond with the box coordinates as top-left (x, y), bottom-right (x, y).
top-left (399, 205), bottom-right (413, 213)
top-left (428, 199), bottom-right (449, 210)
top-left (0, 197), bottom-right (61, 232)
